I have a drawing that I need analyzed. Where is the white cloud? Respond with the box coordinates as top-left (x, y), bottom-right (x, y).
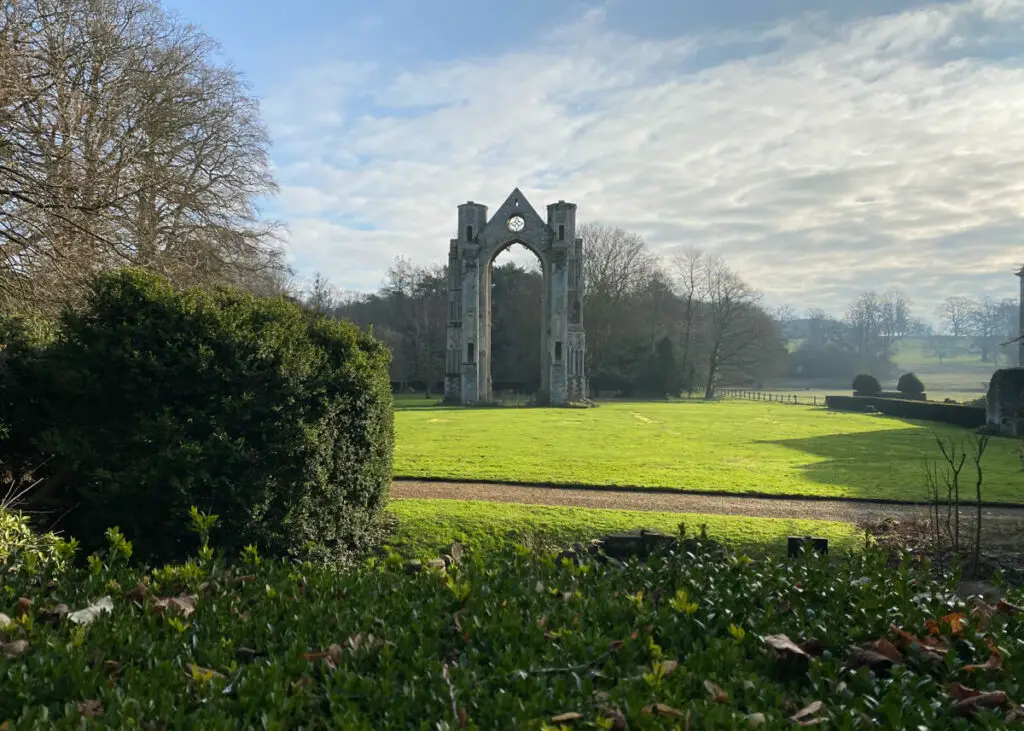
top-left (264, 0), bottom-right (1024, 318)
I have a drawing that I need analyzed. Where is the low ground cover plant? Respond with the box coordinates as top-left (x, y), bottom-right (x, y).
top-left (1, 520), bottom-right (1022, 729)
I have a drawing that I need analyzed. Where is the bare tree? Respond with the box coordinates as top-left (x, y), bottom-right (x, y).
top-left (578, 223), bottom-right (660, 379)
top-left (1, 0), bottom-right (284, 314)
top-left (579, 223), bottom-right (657, 301)
top-left (879, 289), bottom-right (912, 357)
top-left (304, 272), bottom-right (338, 314)
top-left (699, 254), bottom-right (768, 398)
top-left (846, 291), bottom-right (884, 362)
top-left (935, 296), bottom-right (979, 337)
top-left (381, 257), bottom-right (446, 390)
top-left (969, 297), bottom-right (1016, 363)
top-left (770, 304), bottom-right (797, 324)
top-left (670, 246), bottom-right (705, 393)
top-left (804, 308), bottom-right (843, 350)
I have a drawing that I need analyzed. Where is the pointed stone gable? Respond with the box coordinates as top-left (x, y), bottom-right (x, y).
top-left (445, 189), bottom-right (587, 406)
top-left (479, 188), bottom-right (551, 239)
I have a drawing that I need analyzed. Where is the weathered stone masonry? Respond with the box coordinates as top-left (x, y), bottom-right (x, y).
top-left (444, 188), bottom-right (587, 406)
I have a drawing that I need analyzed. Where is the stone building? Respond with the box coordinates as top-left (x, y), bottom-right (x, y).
top-left (984, 266), bottom-right (1024, 435)
top-left (985, 368), bottom-right (1024, 436)
top-left (443, 188), bottom-right (586, 406)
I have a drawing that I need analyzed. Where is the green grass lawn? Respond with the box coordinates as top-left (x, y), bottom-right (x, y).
top-left (386, 498), bottom-right (861, 557)
top-left (394, 400), bottom-right (1024, 503)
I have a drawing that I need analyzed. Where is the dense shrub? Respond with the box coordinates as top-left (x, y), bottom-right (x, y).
top-left (825, 395), bottom-right (986, 428)
top-left (1, 269), bottom-right (394, 565)
top-left (851, 373), bottom-right (882, 395)
top-left (897, 371), bottom-right (925, 397)
top-left (0, 314), bottom-right (57, 470)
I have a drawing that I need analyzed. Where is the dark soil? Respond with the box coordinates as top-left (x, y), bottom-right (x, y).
top-left (861, 512), bottom-right (1024, 584)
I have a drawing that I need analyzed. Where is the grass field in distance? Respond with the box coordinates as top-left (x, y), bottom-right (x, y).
top-left (394, 400), bottom-right (1023, 503)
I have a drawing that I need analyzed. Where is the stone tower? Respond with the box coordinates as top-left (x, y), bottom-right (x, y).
top-left (444, 189), bottom-right (587, 405)
top-left (1017, 266), bottom-right (1024, 367)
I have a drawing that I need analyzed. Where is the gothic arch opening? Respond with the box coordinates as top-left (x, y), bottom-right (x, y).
top-left (487, 243), bottom-right (545, 399)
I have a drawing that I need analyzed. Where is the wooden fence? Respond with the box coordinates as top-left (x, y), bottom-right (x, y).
top-left (717, 389), bottom-right (826, 406)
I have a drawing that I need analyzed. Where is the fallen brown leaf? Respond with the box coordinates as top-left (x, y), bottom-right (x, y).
top-left (552, 708), bottom-right (585, 720)
top-left (926, 612), bottom-right (967, 637)
top-left (658, 659), bottom-right (679, 676)
top-left (890, 624), bottom-right (947, 659)
top-left (601, 708), bottom-right (628, 730)
top-left (949, 683), bottom-right (981, 701)
top-left (69, 596), bottom-right (113, 626)
top-left (1, 639), bottom-right (28, 658)
top-left (763, 634), bottom-right (809, 658)
top-left (704, 679), bottom-right (729, 703)
top-left (997, 600), bottom-right (1023, 616)
top-left (970, 602), bottom-right (996, 630)
top-left (77, 700), bottom-right (104, 718)
top-left (951, 690), bottom-right (1008, 717)
top-left (151, 595), bottom-right (197, 618)
top-left (327, 643), bottom-right (342, 668)
top-left (550, 712), bottom-right (584, 723)
top-left (964, 637), bottom-right (1003, 672)
top-left (127, 582), bottom-right (150, 603)
top-left (643, 703), bottom-right (685, 718)
top-left (791, 701), bottom-right (827, 726)
top-left (848, 648), bottom-right (897, 673)
top-left (39, 603), bottom-right (69, 623)
top-left (848, 638), bottom-right (903, 672)
top-left (866, 638), bottom-right (903, 662)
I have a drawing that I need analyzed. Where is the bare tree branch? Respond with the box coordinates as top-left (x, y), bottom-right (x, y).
top-left (0, 0), bottom-right (286, 314)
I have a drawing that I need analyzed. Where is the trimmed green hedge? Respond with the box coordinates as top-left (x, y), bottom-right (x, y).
top-left (825, 395), bottom-right (986, 428)
top-left (858, 390), bottom-right (926, 401)
top-left (0, 269), bottom-right (394, 565)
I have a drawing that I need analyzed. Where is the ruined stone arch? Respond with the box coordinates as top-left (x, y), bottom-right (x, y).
top-left (444, 188), bottom-right (587, 405)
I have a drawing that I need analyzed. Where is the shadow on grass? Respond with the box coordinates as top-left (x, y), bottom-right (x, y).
top-left (760, 421), bottom-right (1023, 504)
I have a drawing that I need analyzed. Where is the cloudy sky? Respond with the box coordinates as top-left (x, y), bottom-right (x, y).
top-left (164, 0), bottom-right (1024, 318)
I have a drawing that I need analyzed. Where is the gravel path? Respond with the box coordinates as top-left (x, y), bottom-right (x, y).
top-left (391, 480), bottom-right (1024, 524)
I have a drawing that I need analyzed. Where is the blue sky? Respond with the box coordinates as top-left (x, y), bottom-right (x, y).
top-left (164, 0), bottom-right (1024, 317)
